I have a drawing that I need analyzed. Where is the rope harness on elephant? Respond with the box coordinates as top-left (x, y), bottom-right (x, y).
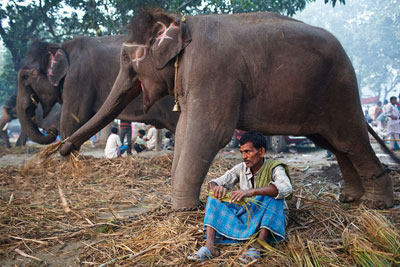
top-left (171, 16), bottom-right (186, 112)
top-left (172, 55), bottom-right (180, 112)
top-left (361, 165), bottom-right (391, 181)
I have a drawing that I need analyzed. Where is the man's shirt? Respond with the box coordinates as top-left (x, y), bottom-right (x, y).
top-left (135, 136), bottom-right (147, 146)
top-left (146, 127), bottom-right (157, 149)
top-left (104, 133), bottom-right (122, 159)
top-left (210, 160), bottom-right (292, 209)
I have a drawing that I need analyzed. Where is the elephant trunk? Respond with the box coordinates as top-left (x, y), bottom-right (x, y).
top-left (60, 77), bottom-right (142, 156)
top-left (16, 78), bottom-right (58, 144)
top-left (0, 107), bottom-right (12, 147)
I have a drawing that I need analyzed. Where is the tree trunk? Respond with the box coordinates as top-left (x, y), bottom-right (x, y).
top-left (155, 129), bottom-right (161, 151)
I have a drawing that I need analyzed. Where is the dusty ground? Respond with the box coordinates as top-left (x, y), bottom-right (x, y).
top-left (0, 140), bottom-right (399, 266)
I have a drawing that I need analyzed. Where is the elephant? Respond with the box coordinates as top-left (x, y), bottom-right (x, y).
top-left (60, 10), bottom-right (399, 209)
top-left (1, 94), bottom-right (60, 147)
top-left (17, 35), bottom-right (179, 147)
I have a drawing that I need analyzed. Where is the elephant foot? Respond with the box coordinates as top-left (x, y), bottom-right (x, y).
top-left (359, 193), bottom-right (394, 209)
top-left (339, 185), bottom-right (364, 203)
top-left (172, 197), bottom-right (202, 210)
top-left (359, 173), bottom-right (394, 209)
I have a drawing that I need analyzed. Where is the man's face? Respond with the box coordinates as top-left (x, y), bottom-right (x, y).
top-left (391, 98), bottom-right (397, 105)
top-left (240, 142), bottom-right (265, 169)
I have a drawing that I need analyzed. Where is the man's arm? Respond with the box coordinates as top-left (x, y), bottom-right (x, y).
top-left (207, 163), bottom-right (242, 199)
top-left (229, 184), bottom-right (278, 203)
top-left (116, 136), bottom-right (122, 147)
top-left (230, 165), bottom-right (292, 202)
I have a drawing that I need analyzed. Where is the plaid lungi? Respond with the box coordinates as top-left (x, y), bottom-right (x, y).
top-left (203, 195), bottom-right (286, 244)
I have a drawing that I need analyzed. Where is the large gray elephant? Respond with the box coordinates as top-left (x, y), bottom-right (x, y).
top-left (1, 94), bottom-right (60, 147)
top-left (60, 10), bottom-right (399, 209)
top-left (17, 35), bottom-right (179, 145)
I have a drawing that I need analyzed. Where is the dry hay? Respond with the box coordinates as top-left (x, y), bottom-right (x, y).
top-left (0, 149), bottom-right (399, 266)
top-left (0, 145), bottom-right (41, 158)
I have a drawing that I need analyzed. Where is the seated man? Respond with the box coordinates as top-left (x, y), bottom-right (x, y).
top-left (145, 125), bottom-right (157, 150)
top-left (188, 131), bottom-right (292, 262)
top-left (134, 129), bottom-right (147, 153)
top-left (104, 127), bottom-right (127, 158)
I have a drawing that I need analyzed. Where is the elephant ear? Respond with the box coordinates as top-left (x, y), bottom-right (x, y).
top-left (150, 15), bottom-right (191, 70)
top-left (46, 47), bottom-right (69, 87)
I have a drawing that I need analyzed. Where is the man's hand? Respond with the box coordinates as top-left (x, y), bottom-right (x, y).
top-left (208, 182), bottom-right (227, 199)
top-left (230, 190), bottom-right (253, 203)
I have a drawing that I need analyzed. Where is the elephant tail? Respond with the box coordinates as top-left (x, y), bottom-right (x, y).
top-left (367, 123), bottom-right (400, 164)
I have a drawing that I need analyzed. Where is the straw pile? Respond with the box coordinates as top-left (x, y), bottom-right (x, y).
top-left (0, 149), bottom-right (399, 266)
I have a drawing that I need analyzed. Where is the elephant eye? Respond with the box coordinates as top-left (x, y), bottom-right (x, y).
top-left (122, 51), bottom-right (130, 64)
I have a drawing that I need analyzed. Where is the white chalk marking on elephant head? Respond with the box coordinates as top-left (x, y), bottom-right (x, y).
top-left (155, 22), bottom-right (179, 46)
top-left (47, 50), bottom-right (60, 77)
top-left (122, 43), bottom-right (149, 67)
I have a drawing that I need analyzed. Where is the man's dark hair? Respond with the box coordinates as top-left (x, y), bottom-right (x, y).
top-left (390, 96), bottom-right (397, 102)
top-left (138, 129), bottom-right (145, 135)
top-left (111, 127), bottom-right (118, 134)
top-left (384, 99), bottom-right (389, 104)
top-left (165, 131), bottom-right (172, 138)
top-left (377, 101), bottom-right (382, 105)
top-left (239, 131), bottom-right (267, 150)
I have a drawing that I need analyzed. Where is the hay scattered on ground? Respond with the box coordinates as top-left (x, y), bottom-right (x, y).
top-left (0, 145), bottom-right (41, 158)
top-left (0, 150), bottom-right (399, 266)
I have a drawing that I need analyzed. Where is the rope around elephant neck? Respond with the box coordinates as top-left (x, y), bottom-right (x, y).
top-left (173, 55), bottom-right (180, 112)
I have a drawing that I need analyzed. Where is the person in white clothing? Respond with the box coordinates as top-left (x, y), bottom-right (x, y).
top-left (145, 125), bottom-right (157, 150)
top-left (104, 127), bottom-right (127, 158)
top-left (385, 96), bottom-right (400, 150)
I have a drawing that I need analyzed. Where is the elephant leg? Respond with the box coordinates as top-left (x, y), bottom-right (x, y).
top-left (171, 110), bottom-right (187, 186)
top-left (307, 134), bottom-right (364, 203)
top-left (353, 153), bottom-right (393, 209)
top-left (0, 130), bottom-right (11, 148)
top-left (172, 107), bottom-right (237, 209)
top-left (334, 152), bottom-right (364, 202)
top-left (16, 131), bottom-right (29, 146)
top-left (329, 134), bottom-right (394, 209)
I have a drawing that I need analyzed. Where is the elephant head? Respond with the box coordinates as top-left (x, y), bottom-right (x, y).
top-left (122, 11), bottom-right (191, 112)
top-left (17, 41), bottom-right (66, 144)
top-left (60, 11), bottom-right (190, 155)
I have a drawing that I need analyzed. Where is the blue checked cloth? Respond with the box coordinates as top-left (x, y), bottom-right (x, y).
top-left (203, 195), bottom-right (286, 244)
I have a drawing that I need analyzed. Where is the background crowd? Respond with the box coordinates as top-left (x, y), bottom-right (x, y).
top-left (104, 121), bottom-right (174, 158)
top-left (365, 94), bottom-right (400, 150)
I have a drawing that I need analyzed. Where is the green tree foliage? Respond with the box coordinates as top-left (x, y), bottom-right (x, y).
top-left (295, 0), bottom-right (399, 100)
top-left (0, 48), bottom-right (15, 103)
top-left (0, 0), bottom-right (345, 103)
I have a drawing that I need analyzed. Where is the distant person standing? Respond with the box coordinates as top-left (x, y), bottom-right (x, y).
top-left (105, 127), bottom-right (127, 158)
top-left (119, 120), bottom-right (132, 155)
top-left (373, 101), bottom-right (383, 121)
top-left (145, 125), bottom-right (157, 150)
top-left (377, 99), bottom-right (390, 130)
top-left (385, 96), bottom-right (400, 150)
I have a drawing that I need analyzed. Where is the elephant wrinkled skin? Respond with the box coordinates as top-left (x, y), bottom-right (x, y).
top-left (17, 35), bottom-right (179, 148)
top-left (61, 11), bottom-right (398, 209)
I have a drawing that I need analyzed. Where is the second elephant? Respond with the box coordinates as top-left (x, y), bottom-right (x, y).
top-left (17, 35), bottom-right (179, 146)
